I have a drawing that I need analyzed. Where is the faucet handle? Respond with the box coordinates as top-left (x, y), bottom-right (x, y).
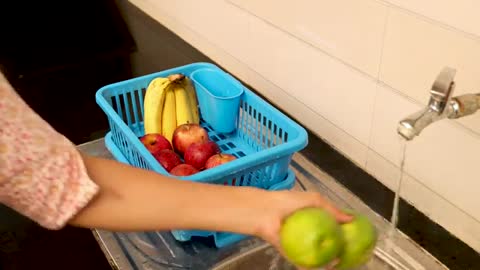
top-left (429, 66), bottom-right (456, 112)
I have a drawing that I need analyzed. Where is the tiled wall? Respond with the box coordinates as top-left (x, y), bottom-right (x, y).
top-left (128, 0), bottom-right (480, 252)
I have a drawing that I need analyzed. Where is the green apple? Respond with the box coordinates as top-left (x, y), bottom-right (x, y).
top-left (336, 212), bottom-right (378, 269)
top-left (280, 207), bottom-right (344, 269)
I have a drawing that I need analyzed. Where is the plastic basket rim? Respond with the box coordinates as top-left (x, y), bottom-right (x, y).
top-left (95, 62), bottom-right (308, 182)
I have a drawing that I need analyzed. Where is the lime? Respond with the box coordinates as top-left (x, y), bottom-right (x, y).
top-left (280, 207), bottom-right (344, 269)
top-left (336, 212), bottom-right (378, 269)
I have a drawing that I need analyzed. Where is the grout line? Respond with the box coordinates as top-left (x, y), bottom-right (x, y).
top-left (374, 0), bottom-right (480, 43)
top-left (225, 0), bottom-right (380, 83)
top-left (365, 147), bottom-right (480, 225)
top-left (366, 7), bottom-right (391, 169)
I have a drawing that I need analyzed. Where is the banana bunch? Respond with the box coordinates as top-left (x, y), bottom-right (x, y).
top-left (143, 73), bottom-right (200, 142)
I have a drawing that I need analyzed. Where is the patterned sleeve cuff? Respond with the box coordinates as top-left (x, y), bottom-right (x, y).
top-left (0, 75), bottom-right (99, 230)
top-left (0, 137), bottom-right (100, 230)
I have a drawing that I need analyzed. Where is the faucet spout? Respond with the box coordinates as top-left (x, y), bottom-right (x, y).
top-left (398, 107), bottom-right (447, 140)
top-left (397, 67), bottom-right (456, 141)
top-left (397, 66), bottom-right (480, 141)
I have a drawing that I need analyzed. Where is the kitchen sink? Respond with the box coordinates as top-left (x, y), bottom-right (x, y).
top-left (85, 137), bottom-right (448, 270)
top-left (211, 242), bottom-right (397, 270)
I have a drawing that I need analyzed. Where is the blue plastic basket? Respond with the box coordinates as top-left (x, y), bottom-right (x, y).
top-left (95, 62), bottom-right (308, 246)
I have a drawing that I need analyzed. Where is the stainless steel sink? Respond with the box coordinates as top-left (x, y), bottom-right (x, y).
top-left (211, 242), bottom-right (397, 270)
top-left (85, 137), bottom-right (448, 270)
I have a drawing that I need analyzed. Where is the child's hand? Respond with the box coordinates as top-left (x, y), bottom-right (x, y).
top-left (256, 190), bottom-right (353, 269)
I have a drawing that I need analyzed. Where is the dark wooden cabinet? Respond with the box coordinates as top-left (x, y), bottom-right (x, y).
top-left (0, 0), bottom-right (136, 144)
top-left (0, 2), bottom-right (135, 269)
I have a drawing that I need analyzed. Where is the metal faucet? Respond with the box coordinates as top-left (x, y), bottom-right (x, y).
top-left (398, 66), bottom-right (480, 140)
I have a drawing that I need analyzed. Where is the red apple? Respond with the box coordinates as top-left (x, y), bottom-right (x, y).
top-left (172, 123), bottom-right (209, 156)
top-left (140, 133), bottom-right (172, 155)
top-left (206, 153), bottom-right (238, 185)
top-left (184, 141), bottom-right (221, 170)
top-left (170, 164), bottom-right (199, 176)
top-left (154, 149), bottom-right (182, 172)
top-left (205, 153), bottom-right (237, 168)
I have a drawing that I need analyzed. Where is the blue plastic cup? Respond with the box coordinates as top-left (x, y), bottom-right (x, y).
top-left (191, 68), bottom-right (244, 133)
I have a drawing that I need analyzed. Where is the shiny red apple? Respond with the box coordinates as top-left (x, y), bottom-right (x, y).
top-left (154, 149), bottom-right (182, 172)
top-left (172, 123), bottom-right (209, 156)
top-left (170, 164), bottom-right (199, 176)
top-left (184, 141), bottom-right (221, 170)
top-left (205, 153), bottom-right (237, 169)
top-left (140, 133), bottom-right (172, 155)
top-left (206, 153), bottom-right (238, 185)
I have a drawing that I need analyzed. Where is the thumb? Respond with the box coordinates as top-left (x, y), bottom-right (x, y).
top-left (310, 195), bottom-right (353, 223)
top-left (329, 206), bottom-right (354, 224)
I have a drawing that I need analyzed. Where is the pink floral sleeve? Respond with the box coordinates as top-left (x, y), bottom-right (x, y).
top-left (0, 71), bottom-right (99, 230)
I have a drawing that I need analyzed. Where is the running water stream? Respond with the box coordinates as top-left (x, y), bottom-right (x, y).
top-left (379, 137), bottom-right (428, 270)
top-left (388, 137), bottom-right (408, 241)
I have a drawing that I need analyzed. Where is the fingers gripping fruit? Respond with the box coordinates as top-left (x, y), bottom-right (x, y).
top-left (280, 208), bottom-right (378, 269)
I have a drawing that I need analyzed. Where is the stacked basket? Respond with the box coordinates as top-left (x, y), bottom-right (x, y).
top-left (95, 62), bottom-right (308, 247)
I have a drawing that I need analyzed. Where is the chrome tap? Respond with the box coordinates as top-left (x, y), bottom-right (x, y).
top-left (398, 66), bottom-right (480, 140)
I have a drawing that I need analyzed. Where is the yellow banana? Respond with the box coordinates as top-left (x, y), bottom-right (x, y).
top-left (182, 77), bottom-right (200, 124)
top-left (174, 82), bottom-right (195, 126)
top-left (161, 84), bottom-right (177, 143)
top-left (143, 77), bottom-right (170, 134)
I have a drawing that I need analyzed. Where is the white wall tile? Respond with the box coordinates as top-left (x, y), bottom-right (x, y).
top-left (369, 84), bottom-right (419, 166)
top-left (384, 0), bottom-right (480, 38)
top-left (380, 8), bottom-right (480, 135)
top-left (366, 148), bottom-right (480, 252)
top-left (229, 0), bottom-right (388, 77)
top-left (244, 14), bottom-right (378, 147)
top-left (365, 149), bottom-right (401, 192)
top-left (404, 120), bottom-right (480, 222)
top-left (144, 0), bottom-right (252, 61)
top-left (401, 174), bottom-right (480, 253)
top-left (240, 70), bottom-right (370, 168)
top-left (371, 83), bottom-right (480, 221)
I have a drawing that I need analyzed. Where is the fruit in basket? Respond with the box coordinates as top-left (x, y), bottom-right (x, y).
top-left (174, 82), bottom-right (194, 127)
top-left (143, 74), bottom-right (200, 141)
top-left (174, 77), bottom-right (200, 126)
top-left (170, 164), bottom-right (199, 176)
top-left (172, 123), bottom-right (209, 156)
top-left (143, 77), bottom-right (170, 135)
top-left (336, 212), bottom-right (378, 269)
top-left (280, 207), bottom-right (344, 269)
top-left (162, 84), bottom-right (177, 143)
top-left (182, 76), bottom-right (200, 124)
top-left (184, 141), bottom-right (221, 170)
top-left (153, 149), bottom-right (182, 172)
top-left (205, 153), bottom-right (237, 169)
top-left (205, 153), bottom-right (237, 185)
top-left (140, 133), bottom-right (172, 154)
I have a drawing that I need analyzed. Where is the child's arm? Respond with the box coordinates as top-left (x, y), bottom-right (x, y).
top-left (0, 70), bottom-right (350, 246)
